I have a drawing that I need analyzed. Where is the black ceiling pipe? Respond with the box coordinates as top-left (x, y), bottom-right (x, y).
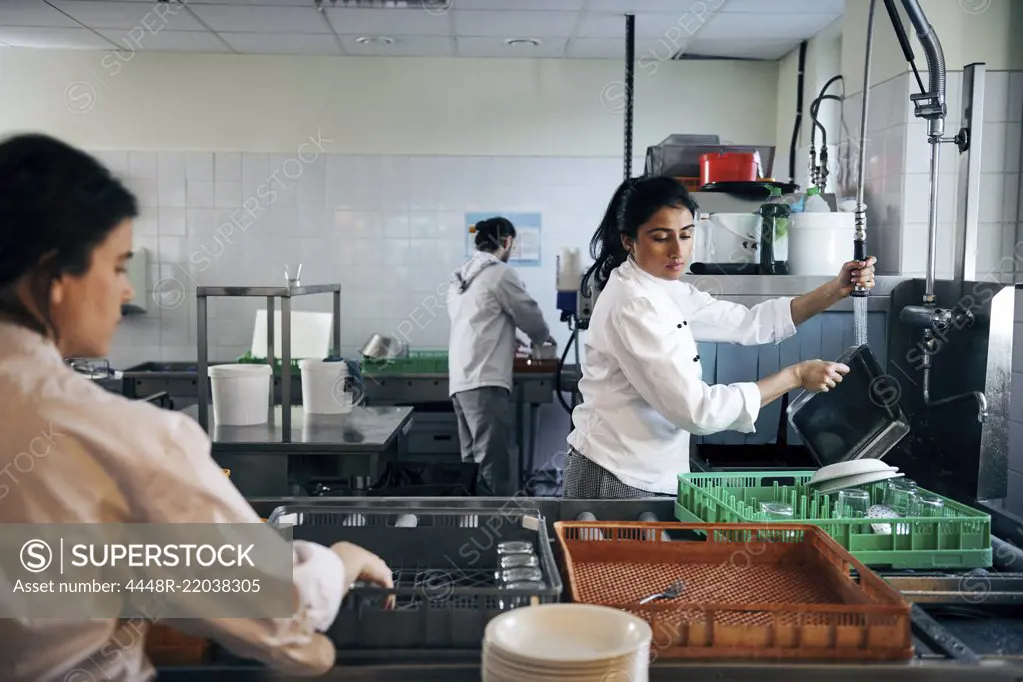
top-left (624, 13), bottom-right (635, 180)
top-left (789, 40), bottom-right (808, 183)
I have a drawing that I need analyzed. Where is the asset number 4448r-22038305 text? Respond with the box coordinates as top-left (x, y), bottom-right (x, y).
top-left (125, 579), bottom-right (261, 593)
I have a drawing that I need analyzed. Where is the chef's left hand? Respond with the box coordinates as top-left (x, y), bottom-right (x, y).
top-left (834, 256), bottom-right (876, 297)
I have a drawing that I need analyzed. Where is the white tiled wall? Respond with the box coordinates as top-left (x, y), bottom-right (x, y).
top-left (839, 70), bottom-right (1023, 281)
top-left (838, 73), bottom-right (910, 277)
top-left (102, 151), bottom-right (642, 369)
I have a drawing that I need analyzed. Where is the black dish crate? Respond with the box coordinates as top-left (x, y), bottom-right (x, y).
top-left (266, 505), bottom-right (562, 652)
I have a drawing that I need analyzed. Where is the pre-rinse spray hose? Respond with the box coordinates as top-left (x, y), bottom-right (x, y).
top-left (852, 0), bottom-right (879, 299)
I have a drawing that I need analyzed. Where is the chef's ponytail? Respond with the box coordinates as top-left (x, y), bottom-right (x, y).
top-left (582, 175), bottom-right (699, 295)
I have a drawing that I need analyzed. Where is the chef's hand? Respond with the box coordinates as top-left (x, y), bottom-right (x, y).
top-left (795, 360), bottom-right (850, 392)
top-left (834, 256), bottom-right (876, 297)
top-left (332, 542), bottom-right (396, 608)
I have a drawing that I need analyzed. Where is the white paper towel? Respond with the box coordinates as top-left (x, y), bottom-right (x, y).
top-left (250, 310), bottom-right (333, 360)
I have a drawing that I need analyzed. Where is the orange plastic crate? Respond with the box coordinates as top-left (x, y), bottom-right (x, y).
top-left (553, 521), bottom-right (913, 662)
top-left (144, 623), bottom-right (211, 666)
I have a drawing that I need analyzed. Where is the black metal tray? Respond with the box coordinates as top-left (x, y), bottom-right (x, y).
top-left (265, 505), bottom-right (562, 655)
top-left (787, 343), bottom-right (910, 466)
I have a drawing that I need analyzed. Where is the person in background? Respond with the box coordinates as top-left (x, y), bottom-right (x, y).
top-left (0, 133), bottom-right (394, 681)
top-left (447, 217), bottom-right (554, 496)
top-left (564, 176), bottom-right (877, 499)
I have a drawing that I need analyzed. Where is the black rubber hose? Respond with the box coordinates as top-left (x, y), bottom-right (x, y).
top-left (555, 328), bottom-right (577, 418)
top-left (789, 40), bottom-right (808, 182)
top-left (811, 94), bottom-right (843, 149)
top-left (623, 14), bottom-right (635, 180)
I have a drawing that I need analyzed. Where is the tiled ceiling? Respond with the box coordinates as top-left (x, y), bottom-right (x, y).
top-left (0, 0), bottom-right (844, 61)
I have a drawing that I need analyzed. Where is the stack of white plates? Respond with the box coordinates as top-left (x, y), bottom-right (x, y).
top-left (807, 458), bottom-right (903, 495)
top-left (482, 604), bottom-right (652, 682)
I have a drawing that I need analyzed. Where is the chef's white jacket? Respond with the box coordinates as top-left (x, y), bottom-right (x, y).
top-left (447, 251), bottom-right (550, 396)
top-left (567, 258), bottom-right (797, 494)
top-left (0, 321), bottom-right (348, 681)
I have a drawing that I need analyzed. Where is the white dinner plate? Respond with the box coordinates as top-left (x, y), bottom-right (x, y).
top-left (483, 604), bottom-right (651, 664)
top-left (811, 470), bottom-right (904, 495)
top-left (809, 459), bottom-right (897, 486)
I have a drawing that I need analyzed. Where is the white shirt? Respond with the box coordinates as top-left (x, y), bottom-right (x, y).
top-left (447, 251), bottom-right (550, 396)
top-left (567, 258), bottom-right (797, 494)
top-left (0, 321), bottom-right (348, 682)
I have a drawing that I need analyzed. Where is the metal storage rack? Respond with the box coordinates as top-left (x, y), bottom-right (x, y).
top-left (195, 284), bottom-right (342, 442)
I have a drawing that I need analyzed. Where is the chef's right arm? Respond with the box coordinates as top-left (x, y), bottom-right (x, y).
top-left (495, 268), bottom-right (551, 346)
top-left (610, 299), bottom-right (847, 434)
top-left (610, 297), bottom-right (761, 436)
top-left (128, 412), bottom-right (391, 676)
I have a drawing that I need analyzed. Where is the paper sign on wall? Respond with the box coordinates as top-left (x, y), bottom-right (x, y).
top-left (466, 212), bottom-right (542, 266)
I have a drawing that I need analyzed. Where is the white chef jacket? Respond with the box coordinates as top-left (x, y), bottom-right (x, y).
top-left (447, 251), bottom-right (550, 396)
top-left (567, 258), bottom-right (797, 494)
top-left (0, 321), bottom-right (348, 682)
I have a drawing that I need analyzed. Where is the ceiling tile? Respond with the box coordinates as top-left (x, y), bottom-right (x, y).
top-left (340, 35), bottom-right (453, 56)
top-left (718, 0), bottom-right (844, 13)
top-left (456, 36), bottom-right (566, 58)
top-left (218, 32), bottom-right (341, 54)
top-left (698, 12), bottom-right (839, 40)
top-left (97, 28), bottom-right (228, 52)
top-left (188, 6), bottom-right (332, 34)
top-left (183, 0), bottom-right (312, 5)
top-left (576, 12), bottom-right (690, 39)
top-left (0, 0), bottom-right (81, 28)
top-left (565, 37), bottom-right (676, 60)
top-left (49, 1), bottom-right (206, 31)
top-left (453, 10), bottom-right (578, 38)
top-left (325, 8), bottom-right (452, 36)
top-left (0, 27), bottom-right (110, 49)
top-left (585, 0), bottom-right (705, 10)
top-left (454, 0), bottom-right (584, 9)
top-left (683, 38), bottom-right (798, 61)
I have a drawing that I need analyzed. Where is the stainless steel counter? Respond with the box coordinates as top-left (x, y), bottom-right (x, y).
top-left (155, 661), bottom-right (1023, 682)
top-left (156, 495), bottom-right (1023, 680)
top-left (685, 274), bottom-right (904, 311)
top-left (182, 404), bottom-right (413, 454)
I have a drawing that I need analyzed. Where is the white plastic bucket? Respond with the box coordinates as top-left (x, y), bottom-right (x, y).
top-left (787, 213), bottom-right (855, 276)
top-left (300, 359), bottom-right (355, 415)
top-left (208, 364), bottom-right (271, 426)
top-left (703, 213), bottom-right (789, 264)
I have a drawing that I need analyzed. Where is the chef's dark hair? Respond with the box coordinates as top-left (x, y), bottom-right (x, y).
top-left (474, 217), bottom-right (516, 252)
top-left (582, 175), bottom-right (699, 294)
top-left (0, 133), bottom-right (138, 336)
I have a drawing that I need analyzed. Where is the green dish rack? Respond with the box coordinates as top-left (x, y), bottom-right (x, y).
top-left (360, 350), bottom-right (449, 375)
top-left (675, 470), bottom-right (992, 569)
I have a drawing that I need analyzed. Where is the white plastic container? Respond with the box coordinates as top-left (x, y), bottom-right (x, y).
top-left (704, 213), bottom-right (788, 263)
top-left (208, 364), bottom-right (271, 426)
top-left (299, 359), bottom-right (359, 415)
top-left (787, 213), bottom-right (855, 276)
top-left (557, 248), bottom-right (582, 292)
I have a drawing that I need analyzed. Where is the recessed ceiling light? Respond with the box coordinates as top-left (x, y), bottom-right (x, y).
top-left (505, 38), bottom-right (542, 47)
top-left (355, 36), bottom-right (395, 45)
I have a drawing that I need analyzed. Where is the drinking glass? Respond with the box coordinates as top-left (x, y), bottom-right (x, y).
top-left (760, 501), bottom-right (794, 520)
top-left (917, 494), bottom-right (945, 517)
top-left (760, 501), bottom-right (796, 540)
top-left (884, 479), bottom-right (918, 515)
top-left (835, 488), bottom-right (871, 518)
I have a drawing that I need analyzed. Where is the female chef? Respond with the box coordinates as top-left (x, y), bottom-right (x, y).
top-left (564, 176), bottom-right (876, 499)
top-left (0, 133), bottom-right (392, 680)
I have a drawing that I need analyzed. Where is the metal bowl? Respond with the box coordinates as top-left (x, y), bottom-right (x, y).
top-left (360, 333), bottom-right (408, 360)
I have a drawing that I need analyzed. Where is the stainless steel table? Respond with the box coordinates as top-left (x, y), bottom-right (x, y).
top-left (363, 372), bottom-right (556, 491)
top-left (182, 405), bottom-right (413, 496)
